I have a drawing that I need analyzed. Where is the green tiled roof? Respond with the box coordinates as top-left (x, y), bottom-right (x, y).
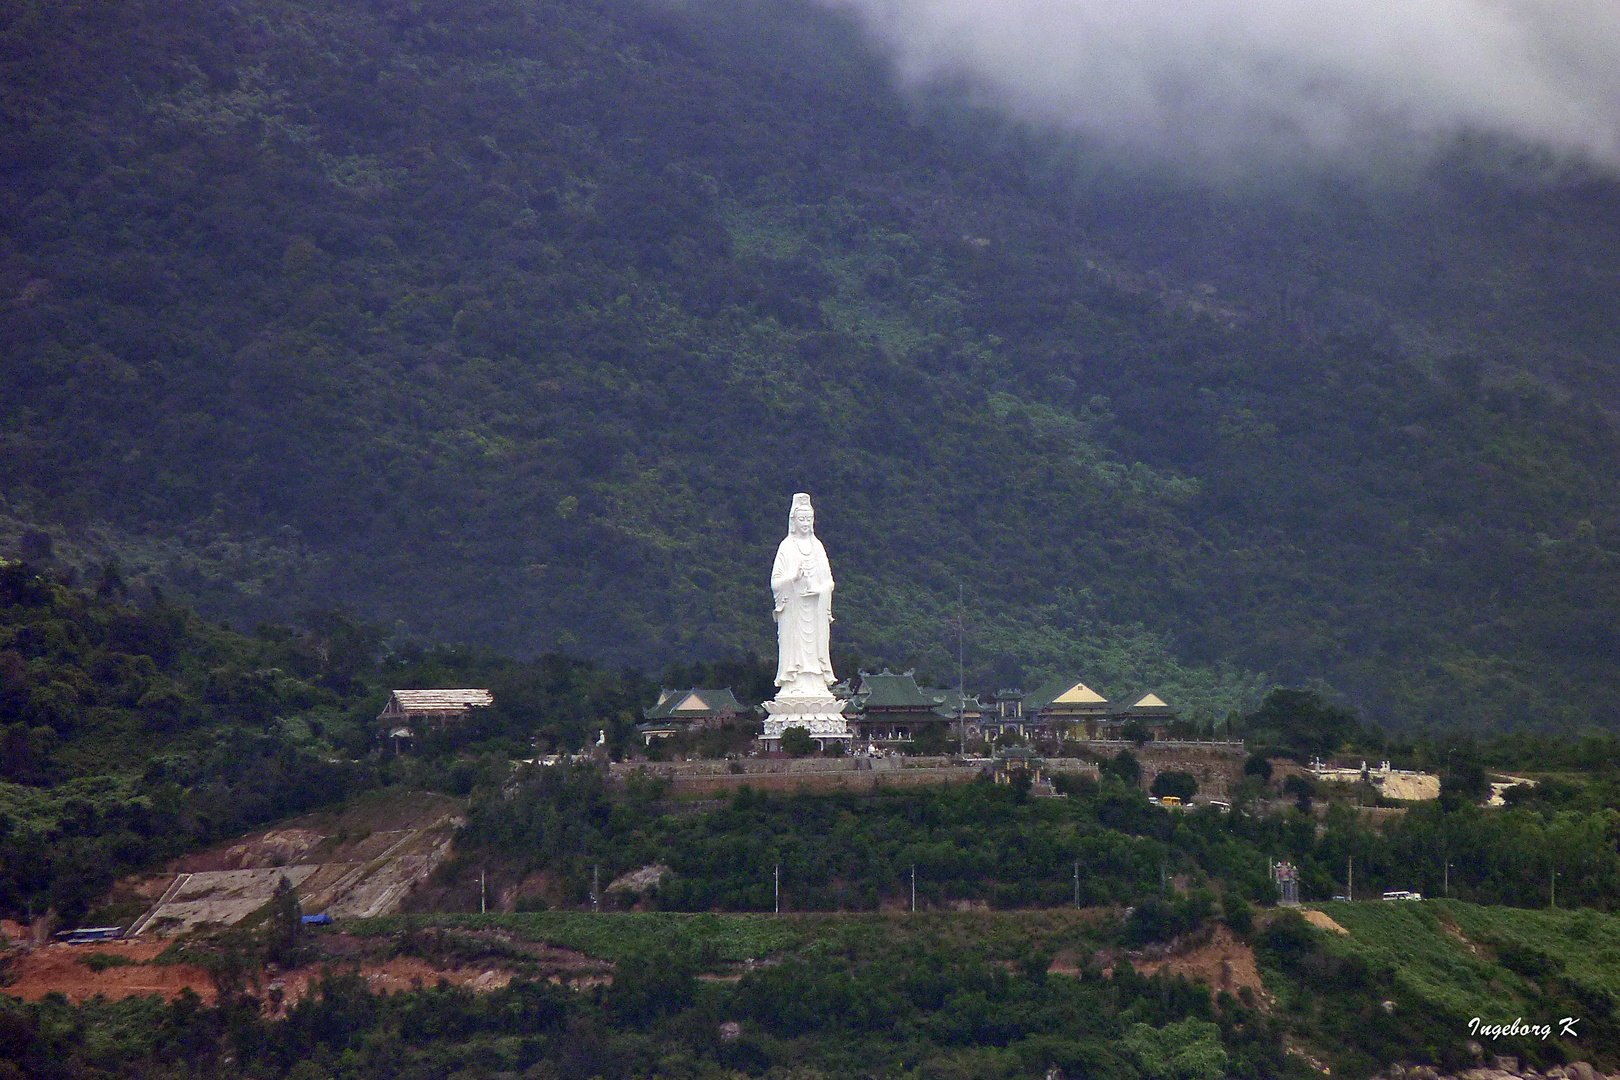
top-left (933, 688), bottom-right (987, 719)
top-left (855, 670), bottom-right (946, 711)
top-left (642, 687), bottom-right (745, 721)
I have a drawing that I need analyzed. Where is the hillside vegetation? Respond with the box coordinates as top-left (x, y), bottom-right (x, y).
top-left (5, 0), bottom-right (1620, 728)
top-left (1259, 900), bottom-right (1620, 1073)
top-left (0, 561), bottom-right (648, 922)
top-left (8, 902), bottom-right (1617, 1079)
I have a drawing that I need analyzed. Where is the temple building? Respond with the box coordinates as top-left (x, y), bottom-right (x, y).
top-left (1117, 692), bottom-right (1177, 740)
top-left (638, 687), bottom-right (746, 742)
top-left (377, 688), bottom-right (494, 751)
top-left (849, 670), bottom-right (949, 745)
top-left (1024, 677), bottom-right (1113, 739)
top-left (970, 680), bottom-right (1182, 743)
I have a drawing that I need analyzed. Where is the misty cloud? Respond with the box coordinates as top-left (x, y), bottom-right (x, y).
top-left (822, 0), bottom-right (1620, 173)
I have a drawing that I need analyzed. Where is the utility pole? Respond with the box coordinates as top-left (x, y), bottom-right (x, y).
top-left (957, 584), bottom-right (966, 757)
top-left (1550, 869), bottom-right (1557, 910)
top-left (1347, 856), bottom-right (1353, 903)
top-left (480, 868), bottom-right (486, 915)
top-left (592, 865), bottom-right (599, 913)
top-left (1073, 860), bottom-right (1080, 907)
top-left (911, 865), bottom-right (917, 912)
top-left (774, 864), bottom-right (780, 914)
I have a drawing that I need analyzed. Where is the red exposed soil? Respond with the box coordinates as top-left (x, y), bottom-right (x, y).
top-left (267, 957), bottom-right (517, 1013)
top-left (1, 929), bottom-right (608, 1008)
top-left (0, 942), bottom-right (542, 1009)
top-left (1151, 924), bottom-right (1264, 995)
top-left (1087, 924), bottom-right (1265, 998)
top-left (2, 941), bottom-right (218, 1005)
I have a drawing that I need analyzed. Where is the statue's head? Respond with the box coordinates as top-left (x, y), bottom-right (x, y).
top-left (789, 492), bottom-right (814, 536)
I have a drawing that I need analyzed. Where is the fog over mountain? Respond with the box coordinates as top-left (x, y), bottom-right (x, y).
top-left (820, 0), bottom-right (1620, 174)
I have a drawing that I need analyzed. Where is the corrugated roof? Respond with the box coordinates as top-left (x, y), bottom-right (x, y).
top-left (387, 689), bottom-right (493, 711)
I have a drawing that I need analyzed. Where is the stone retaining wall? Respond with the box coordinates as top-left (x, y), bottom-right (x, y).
top-left (1118, 745), bottom-right (1248, 800)
top-left (609, 756), bottom-right (1101, 796)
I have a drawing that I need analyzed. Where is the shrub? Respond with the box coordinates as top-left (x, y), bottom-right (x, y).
top-left (780, 727), bottom-right (814, 758)
top-left (1259, 910), bottom-right (1315, 957)
top-left (1223, 895), bottom-right (1253, 937)
top-left (79, 952), bottom-right (138, 973)
top-left (1123, 1018), bottom-right (1228, 1080)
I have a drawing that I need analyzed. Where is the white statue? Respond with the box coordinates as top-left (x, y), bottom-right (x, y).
top-left (771, 492), bottom-right (835, 695)
top-left (761, 493), bottom-right (851, 749)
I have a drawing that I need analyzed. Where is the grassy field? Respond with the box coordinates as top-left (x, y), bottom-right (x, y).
top-left (1285, 899), bottom-right (1620, 1070)
top-left (1309, 900), bottom-right (1620, 1022)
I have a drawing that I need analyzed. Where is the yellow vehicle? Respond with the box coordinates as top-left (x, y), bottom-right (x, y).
top-left (1159, 796), bottom-right (1182, 808)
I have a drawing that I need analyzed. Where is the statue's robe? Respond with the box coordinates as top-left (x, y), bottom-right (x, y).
top-left (771, 533), bottom-right (834, 691)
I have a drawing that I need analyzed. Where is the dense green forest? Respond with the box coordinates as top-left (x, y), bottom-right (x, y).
top-left (4, 0), bottom-right (1620, 729)
top-left (441, 756), bottom-right (1620, 915)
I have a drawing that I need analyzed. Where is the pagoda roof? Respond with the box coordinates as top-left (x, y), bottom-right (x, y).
top-left (933, 688), bottom-right (987, 718)
top-left (1126, 692), bottom-right (1173, 712)
top-left (855, 670), bottom-right (947, 710)
top-left (1024, 677), bottom-right (1111, 712)
top-left (643, 687), bottom-right (745, 721)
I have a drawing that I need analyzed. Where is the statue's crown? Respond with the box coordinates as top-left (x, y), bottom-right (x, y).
top-left (792, 492), bottom-right (813, 511)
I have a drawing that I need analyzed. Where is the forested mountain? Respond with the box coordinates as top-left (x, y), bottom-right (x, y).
top-left (4, 0), bottom-right (1620, 730)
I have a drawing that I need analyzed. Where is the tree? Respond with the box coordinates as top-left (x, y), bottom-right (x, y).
top-left (1107, 750), bottom-right (1142, 787)
top-left (1243, 753), bottom-right (1273, 782)
top-left (1151, 771), bottom-right (1197, 800)
top-left (264, 875), bottom-right (302, 967)
top-left (1439, 758), bottom-right (1489, 811)
top-left (780, 726), bottom-right (814, 758)
top-left (1243, 690), bottom-right (1367, 759)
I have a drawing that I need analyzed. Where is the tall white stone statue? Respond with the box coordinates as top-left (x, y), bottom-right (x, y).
top-left (761, 493), bottom-right (851, 750)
